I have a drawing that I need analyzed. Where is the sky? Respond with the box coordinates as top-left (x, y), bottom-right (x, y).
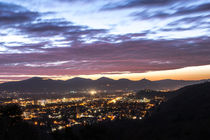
top-left (0, 0), bottom-right (210, 83)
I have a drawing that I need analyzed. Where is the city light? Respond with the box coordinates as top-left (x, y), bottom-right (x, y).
top-left (0, 90), bottom-right (165, 132)
top-left (89, 90), bottom-right (97, 95)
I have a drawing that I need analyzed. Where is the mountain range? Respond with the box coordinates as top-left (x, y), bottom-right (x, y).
top-left (0, 77), bottom-right (209, 93)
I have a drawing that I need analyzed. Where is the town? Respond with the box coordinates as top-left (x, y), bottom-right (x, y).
top-left (0, 90), bottom-right (165, 132)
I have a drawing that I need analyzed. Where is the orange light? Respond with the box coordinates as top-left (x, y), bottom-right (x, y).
top-left (34, 122), bottom-right (38, 125)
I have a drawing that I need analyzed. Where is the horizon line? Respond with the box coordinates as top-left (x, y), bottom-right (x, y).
top-left (1, 64), bottom-right (210, 83)
top-left (0, 76), bottom-right (210, 84)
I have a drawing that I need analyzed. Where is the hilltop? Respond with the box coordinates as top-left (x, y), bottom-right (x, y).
top-left (0, 77), bottom-right (207, 93)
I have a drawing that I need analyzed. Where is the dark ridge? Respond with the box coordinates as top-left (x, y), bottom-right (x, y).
top-left (0, 77), bottom-right (208, 93)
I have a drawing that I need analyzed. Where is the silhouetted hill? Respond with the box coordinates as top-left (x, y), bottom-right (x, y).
top-left (136, 82), bottom-right (210, 140)
top-left (97, 77), bottom-right (115, 82)
top-left (0, 77), bottom-right (208, 93)
top-left (65, 77), bottom-right (93, 90)
top-left (0, 104), bottom-right (51, 140)
top-left (151, 82), bottom-right (210, 122)
top-left (0, 77), bottom-right (66, 93)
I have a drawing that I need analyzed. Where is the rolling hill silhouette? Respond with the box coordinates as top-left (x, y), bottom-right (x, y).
top-left (0, 77), bottom-right (207, 93)
top-left (140, 82), bottom-right (210, 140)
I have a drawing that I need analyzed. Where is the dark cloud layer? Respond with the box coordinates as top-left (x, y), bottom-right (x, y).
top-left (1, 36), bottom-right (210, 76)
top-left (0, 2), bottom-right (39, 27)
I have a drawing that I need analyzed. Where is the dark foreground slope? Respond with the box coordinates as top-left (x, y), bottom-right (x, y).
top-left (0, 104), bottom-right (52, 140)
top-left (53, 82), bottom-right (210, 140)
top-left (139, 82), bottom-right (210, 140)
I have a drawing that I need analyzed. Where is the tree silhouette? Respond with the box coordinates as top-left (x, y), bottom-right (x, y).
top-left (0, 104), bottom-right (50, 140)
top-left (0, 104), bottom-right (22, 120)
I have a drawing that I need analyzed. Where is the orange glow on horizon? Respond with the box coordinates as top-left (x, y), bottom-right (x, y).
top-left (74, 64), bottom-right (210, 81)
top-left (0, 65), bottom-right (210, 83)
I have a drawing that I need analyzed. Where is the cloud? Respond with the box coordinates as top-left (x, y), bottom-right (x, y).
top-left (131, 2), bottom-right (210, 20)
top-left (24, 61), bottom-right (70, 67)
top-left (101, 0), bottom-right (178, 10)
top-left (0, 2), bottom-right (109, 53)
top-left (0, 2), bottom-right (39, 27)
top-left (1, 36), bottom-right (210, 76)
top-left (0, 0), bottom-right (210, 82)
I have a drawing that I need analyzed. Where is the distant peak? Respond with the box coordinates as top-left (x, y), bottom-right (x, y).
top-left (26, 77), bottom-right (51, 81)
top-left (28, 77), bottom-right (44, 80)
top-left (68, 77), bottom-right (92, 81)
top-left (140, 78), bottom-right (150, 81)
top-left (139, 78), bottom-right (152, 83)
top-left (97, 77), bottom-right (114, 81)
top-left (71, 77), bottom-right (84, 80)
top-left (118, 78), bottom-right (130, 81)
